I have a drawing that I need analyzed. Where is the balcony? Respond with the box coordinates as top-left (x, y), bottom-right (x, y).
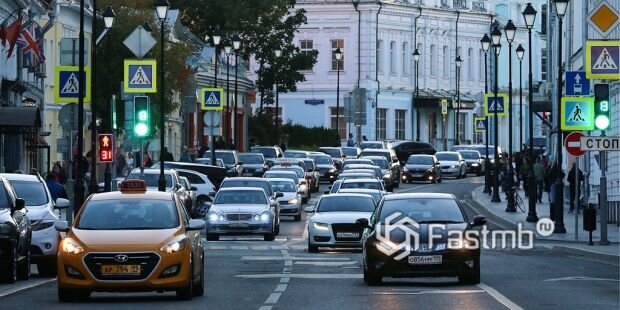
top-left (471, 1), bottom-right (487, 12)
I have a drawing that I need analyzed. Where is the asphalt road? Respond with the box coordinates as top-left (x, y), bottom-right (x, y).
top-left (0, 175), bottom-right (618, 309)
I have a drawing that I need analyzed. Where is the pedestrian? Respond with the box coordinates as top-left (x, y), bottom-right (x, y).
top-left (347, 133), bottom-right (355, 147)
top-left (514, 152), bottom-right (522, 189)
top-left (228, 138), bottom-right (236, 150)
top-left (215, 136), bottom-right (226, 149)
top-left (362, 135), bottom-right (368, 141)
top-left (519, 157), bottom-right (531, 197)
top-left (198, 144), bottom-right (209, 158)
top-left (533, 157), bottom-right (545, 203)
top-left (52, 162), bottom-right (66, 184)
top-left (126, 152), bottom-right (134, 172)
top-left (279, 139), bottom-right (287, 152)
top-left (568, 162), bottom-right (584, 214)
top-left (45, 172), bottom-right (68, 202)
top-left (180, 146), bottom-right (192, 162)
top-left (116, 152), bottom-right (127, 176)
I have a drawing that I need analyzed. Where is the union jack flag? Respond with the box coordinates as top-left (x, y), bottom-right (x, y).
top-left (17, 21), bottom-right (45, 68)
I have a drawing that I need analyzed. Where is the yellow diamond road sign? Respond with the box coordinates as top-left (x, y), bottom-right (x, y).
top-left (587, 0), bottom-right (620, 38)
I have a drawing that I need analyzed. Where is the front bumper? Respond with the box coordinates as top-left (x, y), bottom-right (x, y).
top-left (440, 167), bottom-right (461, 176)
top-left (279, 203), bottom-right (302, 216)
top-left (206, 221), bottom-right (274, 235)
top-left (402, 171), bottom-right (435, 182)
top-left (466, 163), bottom-right (483, 174)
top-left (319, 171), bottom-right (337, 182)
top-left (308, 223), bottom-right (363, 248)
top-left (31, 226), bottom-right (60, 263)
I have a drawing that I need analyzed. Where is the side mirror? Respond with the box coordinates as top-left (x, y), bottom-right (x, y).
top-left (237, 161), bottom-right (243, 165)
top-left (355, 218), bottom-right (372, 229)
top-left (342, 154), bottom-right (347, 158)
top-left (187, 219), bottom-right (206, 231)
top-left (190, 186), bottom-right (198, 191)
top-left (13, 198), bottom-right (25, 211)
top-left (304, 206), bottom-right (315, 213)
top-left (471, 215), bottom-right (487, 227)
top-left (277, 154), bottom-right (283, 158)
top-left (55, 198), bottom-right (70, 209)
top-left (208, 191), bottom-right (216, 197)
top-left (275, 192), bottom-right (284, 198)
top-left (55, 221), bottom-right (70, 232)
top-left (323, 190), bottom-right (330, 194)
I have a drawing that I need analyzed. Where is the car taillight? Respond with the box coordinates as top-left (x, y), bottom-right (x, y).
top-left (306, 175), bottom-right (312, 180)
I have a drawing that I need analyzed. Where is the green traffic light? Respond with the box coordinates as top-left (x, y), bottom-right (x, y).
top-left (135, 123), bottom-right (149, 136)
top-left (595, 115), bottom-right (610, 131)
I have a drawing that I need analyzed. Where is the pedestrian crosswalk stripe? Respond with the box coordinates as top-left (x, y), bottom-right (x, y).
top-left (61, 73), bottom-right (79, 94)
top-left (592, 48), bottom-right (618, 70)
top-left (129, 66), bottom-right (151, 85)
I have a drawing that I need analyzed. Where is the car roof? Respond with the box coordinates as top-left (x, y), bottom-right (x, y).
top-left (383, 193), bottom-right (456, 200)
top-left (223, 177), bottom-right (269, 182)
top-left (323, 193), bottom-right (374, 199)
top-left (239, 152), bottom-right (263, 156)
top-left (265, 170), bottom-right (297, 175)
top-left (361, 148), bottom-right (389, 153)
top-left (342, 178), bottom-right (380, 183)
top-left (219, 186), bottom-right (265, 192)
top-left (360, 156), bottom-right (387, 160)
top-left (458, 150), bottom-right (481, 153)
top-left (346, 164), bottom-right (378, 168)
top-left (338, 188), bottom-right (382, 193)
top-left (268, 178), bottom-right (296, 183)
top-left (0, 173), bottom-right (41, 182)
top-left (89, 190), bottom-right (175, 201)
top-left (409, 154), bottom-right (434, 157)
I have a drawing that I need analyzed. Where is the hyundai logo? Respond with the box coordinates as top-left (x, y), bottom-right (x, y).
top-left (114, 254), bottom-right (129, 263)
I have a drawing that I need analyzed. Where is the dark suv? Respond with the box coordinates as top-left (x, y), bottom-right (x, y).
top-left (391, 140), bottom-right (437, 164)
top-left (251, 146), bottom-right (284, 167)
top-left (0, 177), bottom-right (32, 283)
top-left (203, 150), bottom-right (243, 177)
top-left (359, 148), bottom-right (401, 188)
top-left (318, 147), bottom-right (345, 170)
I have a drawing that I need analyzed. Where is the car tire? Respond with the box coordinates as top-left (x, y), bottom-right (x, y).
top-left (437, 177), bottom-right (442, 183)
top-left (206, 233), bottom-right (219, 241)
top-left (393, 180), bottom-right (400, 188)
top-left (363, 260), bottom-right (382, 285)
top-left (458, 259), bottom-right (481, 285)
top-left (264, 231), bottom-right (276, 241)
top-left (193, 255), bottom-right (205, 297)
top-left (176, 265), bottom-right (194, 300)
top-left (275, 223), bottom-right (280, 235)
top-left (307, 238), bottom-right (319, 253)
top-left (0, 244), bottom-right (18, 283)
top-left (293, 214), bottom-right (301, 221)
top-left (38, 260), bottom-right (57, 277)
top-left (17, 247), bottom-right (30, 280)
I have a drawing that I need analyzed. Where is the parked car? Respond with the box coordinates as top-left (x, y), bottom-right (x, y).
top-left (391, 140), bottom-right (437, 163)
top-left (238, 153), bottom-right (269, 177)
top-left (0, 177), bottom-right (32, 283)
top-left (359, 148), bottom-right (401, 188)
top-left (402, 154), bottom-right (442, 183)
top-left (457, 150), bottom-right (485, 176)
top-left (435, 151), bottom-right (467, 179)
top-left (202, 150), bottom-right (243, 177)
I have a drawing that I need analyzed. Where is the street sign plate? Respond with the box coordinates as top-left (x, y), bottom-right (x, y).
top-left (474, 117), bottom-right (487, 133)
top-left (203, 127), bottom-right (222, 137)
top-left (565, 132), bottom-right (586, 157)
top-left (585, 41), bottom-right (620, 80)
top-left (565, 71), bottom-right (590, 96)
top-left (54, 66), bottom-right (91, 103)
top-left (587, 0), bottom-right (620, 38)
top-left (123, 25), bottom-right (157, 59)
top-left (201, 88), bottom-right (225, 111)
top-left (203, 111), bottom-right (221, 127)
top-left (580, 136), bottom-right (620, 151)
top-left (57, 103), bottom-right (86, 129)
top-left (483, 93), bottom-right (508, 117)
top-left (561, 97), bottom-right (595, 131)
top-left (124, 59), bottom-right (157, 93)
top-left (441, 99), bottom-right (448, 115)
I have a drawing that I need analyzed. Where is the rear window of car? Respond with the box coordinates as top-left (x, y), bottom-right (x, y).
top-left (360, 151), bottom-right (390, 163)
top-left (221, 180), bottom-right (272, 195)
top-left (251, 148), bottom-right (276, 158)
top-left (320, 148), bottom-right (341, 158)
top-left (271, 167), bottom-right (304, 178)
top-left (317, 196), bottom-right (375, 212)
top-left (436, 153), bottom-right (459, 161)
top-left (10, 180), bottom-right (49, 205)
top-left (238, 154), bottom-right (264, 164)
top-left (0, 182), bottom-right (9, 208)
top-left (459, 151), bottom-right (480, 159)
top-left (359, 142), bottom-right (383, 150)
top-left (342, 148), bottom-right (358, 156)
top-left (284, 151), bottom-right (306, 158)
top-left (340, 181), bottom-right (382, 190)
top-left (264, 173), bottom-right (297, 183)
top-left (309, 155), bottom-right (333, 165)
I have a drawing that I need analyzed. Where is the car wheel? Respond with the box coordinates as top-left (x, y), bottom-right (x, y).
top-left (37, 259), bottom-right (57, 277)
top-left (0, 244), bottom-right (18, 283)
top-left (437, 177), bottom-right (442, 183)
top-left (264, 231), bottom-right (276, 241)
top-left (193, 255), bottom-right (205, 297)
top-left (176, 264), bottom-right (194, 300)
top-left (458, 259), bottom-right (481, 285)
top-left (275, 223), bottom-right (280, 235)
top-left (363, 259), bottom-right (382, 285)
top-left (206, 233), bottom-right (219, 241)
top-left (17, 248), bottom-right (30, 280)
top-left (393, 179), bottom-right (400, 188)
top-left (293, 214), bottom-right (301, 221)
top-left (307, 238), bottom-right (319, 253)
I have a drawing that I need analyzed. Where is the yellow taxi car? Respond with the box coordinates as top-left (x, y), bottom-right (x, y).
top-left (55, 180), bottom-right (205, 302)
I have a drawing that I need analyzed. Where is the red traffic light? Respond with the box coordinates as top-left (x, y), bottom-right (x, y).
top-left (98, 134), bottom-right (114, 163)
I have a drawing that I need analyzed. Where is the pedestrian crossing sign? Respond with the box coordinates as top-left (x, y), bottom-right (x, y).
top-left (585, 41), bottom-right (620, 80)
top-left (201, 88), bottom-right (225, 111)
top-left (124, 59), bottom-right (157, 93)
top-left (561, 97), bottom-right (595, 131)
top-left (474, 117), bottom-right (487, 133)
top-left (54, 66), bottom-right (91, 103)
top-left (484, 93), bottom-right (508, 117)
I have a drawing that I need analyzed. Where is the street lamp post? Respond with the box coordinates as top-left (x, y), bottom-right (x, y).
top-left (224, 41), bottom-right (232, 145)
top-left (334, 47), bottom-right (343, 142)
top-left (505, 19), bottom-right (517, 212)
top-left (210, 29), bottom-right (221, 166)
top-left (551, 0), bottom-right (569, 231)
top-left (274, 46), bottom-right (282, 145)
top-left (413, 49), bottom-right (421, 141)
top-left (522, 2), bottom-right (540, 222)
top-left (516, 44), bottom-right (525, 153)
top-left (232, 35), bottom-right (241, 150)
top-left (491, 26), bottom-right (502, 203)
top-left (75, 0), bottom-right (86, 215)
top-left (481, 34), bottom-right (492, 194)
top-left (455, 56), bottom-right (463, 145)
top-left (155, 0), bottom-right (169, 192)
top-left (102, 6), bottom-right (116, 192)
top-left (89, 0), bottom-right (99, 196)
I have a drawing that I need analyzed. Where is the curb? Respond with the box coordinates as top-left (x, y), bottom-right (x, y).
top-left (0, 278), bottom-right (56, 299)
top-left (548, 245), bottom-right (620, 266)
top-left (465, 196), bottom-right (519, 231)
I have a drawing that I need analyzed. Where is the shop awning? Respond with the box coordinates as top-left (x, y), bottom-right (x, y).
top-left (0, 107), bottom-right (42, 134)
top-left (413, 88), bottom-right (478, 110)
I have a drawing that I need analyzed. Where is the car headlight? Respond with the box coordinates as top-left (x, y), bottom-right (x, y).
top-left (402, 166), bottom-right (409, 172)
top-left (259, 211), bottom-right (271, 222)
top-left (328, 168), bottom-right (336, 173)
top-left (160, 236), bottom-right (187, 254)
top-left (0, 223), bottom-right (12, 234)
top-left (451, 165), bottom-right (458, 168)
top-left (471, 163), bottom-right (479, 167)
top-left (288, 198), bottom-right (299, 204)
top-left (33, 221), bottom-right (55, 231)
top-left (208, 211), bottom-right (225, 222)
top-left (61, 238), bottom-right (84, 254)
top-left (313, 222), bottom-right (329, 231)
top-left (383, 173), bottom-right (391, 178)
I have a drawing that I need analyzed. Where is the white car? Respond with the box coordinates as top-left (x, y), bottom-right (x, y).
top-left (1, 173), bottom-right (70, 276)
top-left (270, 166), bottom-right (310, 204)
top-left (435, 151), bottom-right (467, 179)
top-left (175, 168), bottom-right (216, 212)
top-left (306, 193), bottom-right (376, 253)
top-left (269, 178), bottom-right (302, 221)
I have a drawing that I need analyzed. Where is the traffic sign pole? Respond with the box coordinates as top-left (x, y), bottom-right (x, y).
top-left (600, 147), bottom-right (610, 245)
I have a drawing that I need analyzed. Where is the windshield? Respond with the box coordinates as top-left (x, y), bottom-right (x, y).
top-left (238, 154), bottom-right (264, 165)
top-left (360, 151), bottom-right (390, 163)
top-left (271, 167), bottom-right (304, 178)
top-left (284, 151), bottom-right (306, 158)
top-left (216, 152), bottom-right (236, 165)
top-left (11, 180), bottom-right (49, 205)
top-left (459, 151), bottom-right (480, 160)
top-left (265, 173), bottom-right (297, 183)
top-left (379, 198), bottom-right (465, 222)
top-left (221, 180), bottom-right (271, 195)
top-left (435, 153), bottom-right (459, 161)
top-left (214, 190), bottom-right (267, 205)
top-left (251, 148), bottom-right (276, 159)
top-left (342, 148), bottom-right (358, 156)
top-left (320, 148), bottom-right (341, 158)
top-left (407, 156), bottom-right (434, 165)
top-left (0, 182), bottom-right (9, 208)
top-left (360, 142), bottom-right (383, 150)
top-left (310, 156), bottom-right (333, 165)
top-left (270, 181), bottom-right (296, 192)
top-left (317, 196), bottom-right (375, 212)
top-left (337, 174), bottom-right (374, 180)
top-left (127, 173), bottom-right (172, 188)
top-left (340, 181), bottom-right (382, 190)
top-left (339, 191), bottom-right (382, 204)
top-left (367, 158), bottom-right (388, 169)
top-left (76, 200), bottom-right (179, 230)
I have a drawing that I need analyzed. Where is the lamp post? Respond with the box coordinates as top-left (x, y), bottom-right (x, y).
top-left (505, 19), bottom-right (517, 212)
top-left (74, 0), bottom-right (86, 215)
top-left (516, 44), bottom-right (525, 153)
top-left (155, 0), bottom-right (169, 192)
top-left (274, 46), bottom-right (282, 145)
top-left (491, 26), bottom-right (502, 203)
top-left (551, 0), bottom-right (569, 231)
top-left (102, 6), bottom-right (116, 192)
top-left (210, 29), bottom-right (221, 166)
top-left (334, 47), bottom-right (343, 142)
top-left (232, 34), bottom-right (241, 151)
top-left (455, 55), bottom-right (463, 145)
top-left (522, 2), bottom-right (539, 222)
top-left (88, 0), bottom-right (99, 196)
top-left (224, 41), bottom-right (232, 145)
top-left (413, 49), bottom-right (420, 141)
top-left (481, 33), bottom-right (491, 194)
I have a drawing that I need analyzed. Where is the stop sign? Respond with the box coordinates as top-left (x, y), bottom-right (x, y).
top-left (564, 132), bottom-right (586, 157)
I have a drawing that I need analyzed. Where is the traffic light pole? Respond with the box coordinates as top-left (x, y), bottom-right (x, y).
top-left (211, 47), bottom-right (218, 166)
top-left (158, 19), bottom-right (166, 192)
top-left (74, 0), bottom-right (86, 215)
top-left (600, 146), bottom-right (609, 245)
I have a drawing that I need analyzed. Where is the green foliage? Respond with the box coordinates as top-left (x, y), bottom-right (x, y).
top-left (248, 112), bottom-right (339, 149)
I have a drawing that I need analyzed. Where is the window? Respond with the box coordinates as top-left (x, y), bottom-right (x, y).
top-left (541, 4), bottom-right (547, 34)
top-left (377, 40), bottom-right (383, 73)
top-left (300, 40), bottom-right (313, 56)
top-left (330, 107), bottom-right (346, 139)
top-left (244, 56), bottom-right (251, 72)
top-left (443, 46), bottom-right (450, 77)
top-left (376, 108), bottom-right (387, 140)
top-left (331, 39), bottom-right (344, 71)
top-left (541, 48), bottom-right (547, 81)
top-left (479, 49), bottom-right (484, 83)
top-left (390, 41), bottom-right (396, 74)
top-left (468, 48), bottom-right (474, 79)
top-left (402, 42), bottom-right (408, 75)
top-left (430, 44), bottom-right (436, 75)
top-left (395, 109), bottom-right (406, 140)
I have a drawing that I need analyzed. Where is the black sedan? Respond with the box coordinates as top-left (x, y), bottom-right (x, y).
top-left (457, 150), bottom-right (485, 176)
top-left (0, 177), bottom-right (32, 283)
top-left (401, 154), bottom-right (442, 183)
top-left (309, 154), bottom-right (338, 183)
top-left (357, 193), bottom-right (486, 285)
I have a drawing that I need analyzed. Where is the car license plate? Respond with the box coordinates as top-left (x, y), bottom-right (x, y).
top-left (412, 174), bottom-right (423, 178)
top-left (336, 232), bottom-right (360, 238)
top-left (243, 173), bottom-right (253, 176)
top-left (229, 222), bottom-right (249, 228)
top-left (408, 255), bottom-right (442, 265)
top-left (101, 265), bottom-right (141, 274)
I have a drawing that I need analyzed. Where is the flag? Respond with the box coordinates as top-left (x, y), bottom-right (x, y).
top-left (5, 15), bottom-right (22, 58)
top-left (17, 21), bottom-right (45, 68)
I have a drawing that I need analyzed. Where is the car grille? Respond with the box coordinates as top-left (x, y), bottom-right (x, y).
top-left (412, 168), bottom-right (426, 173)
top-left (280, 208), bottom-right (297, 214)
top-left (226, 213), bottom-right (253, 221)
top-left (83, 252), bottom-right (160, 281)
top-left (441, 166), bottom-right (451, 170)
top-left (331, 223), bottom-right (363, 241)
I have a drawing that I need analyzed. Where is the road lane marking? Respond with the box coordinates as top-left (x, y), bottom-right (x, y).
top-left (237, 273), bottom-right (362, 279)
top-left (0, 278), bottom-right (56, 298)
top-left (543, 276), bottom-right (620, 282)
top-left (274, 284), bottom-right (288, 292)
top-left (265, 292), bottom-right (282, 304)
top-left (477, 283), bottom-right (523, 310)
top-left (258, 306), bottom-right (272, 310)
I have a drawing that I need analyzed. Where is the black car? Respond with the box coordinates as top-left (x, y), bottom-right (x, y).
top-left (309, 154), bottom-right (338, 183)
top-left (402, 154), bottom-right (442, 183)
top-left (318, 147), bottom-right (345, 170)
top-left (359, 149), bottom-right (401, 188)
top-left (0, 177), bottom-right (32, 283)
top-left (357, 193), bottom-right (486, 285)
top-left (250, 146), bottom-right (284, 167)
top-left (457, 150), bottom-right (485, 176)
top-left (203, 150), bottom-right (243, 177)
top-left (238, 153), bottom-right (268, 177)
top-left (359, 141), bottom-right (390, 150)
top-left (391, 140), bottom-right (437, 164)
top-left (151, 161), bottom-right (226, 189)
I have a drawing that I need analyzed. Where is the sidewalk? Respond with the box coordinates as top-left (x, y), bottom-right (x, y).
top-left (471, 186), bottom-right (620, 264)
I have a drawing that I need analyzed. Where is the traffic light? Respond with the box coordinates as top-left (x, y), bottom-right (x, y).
top-left (594, 83), bottom-right (610, 131)
top-left (134, 96), bottom-right (150, 137)
top-left (98, 134), bottom-right (113, 163)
